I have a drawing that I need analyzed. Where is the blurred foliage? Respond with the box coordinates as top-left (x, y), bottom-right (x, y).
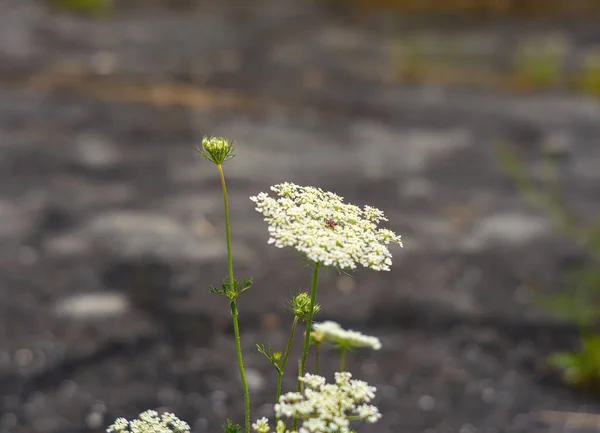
top-left (578, 50), bottom-right (600, 97)
top-left (390, 34), bottom-right (600, 99)
top-left (50, 0), bottom-right (113, 15)
top-left (550, 337), bottom-right (600, 390)
top-left (497, 146), bottom-right (600, 390)
top-left (512, 36), bottom-right (567, 90)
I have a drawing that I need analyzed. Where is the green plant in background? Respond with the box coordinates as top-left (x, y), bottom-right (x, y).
top-left (50, 0), bottom-right (113, 15)
top-left (391, 36), bottom-right (428, 83)
top-left (108, 137), bottom-right (403, 433)
top-left (550, 336), bottom-right (600, 389)
top-left (497, 145), bottom-right (600, 389)
top-left (513, 36), bottom-right (568, 89)
top-left (578, 49), bottom-right (600, 97)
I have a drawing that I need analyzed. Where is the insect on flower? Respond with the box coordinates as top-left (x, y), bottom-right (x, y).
top-left (324, 218), bottom-right (338, 229)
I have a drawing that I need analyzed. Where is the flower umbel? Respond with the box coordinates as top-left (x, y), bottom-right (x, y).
top-left (106, 410), bottom-right (190, 433)
top-left (272, 372), bottom-right (381, 433)
top-left (313, 320), bottom-right (382, 350)
top-left (250, 183), bottom-right (402, 271)
top-left (196, 136), bottom-right (235, 165)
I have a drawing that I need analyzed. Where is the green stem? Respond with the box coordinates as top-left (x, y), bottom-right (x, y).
top-left (292, 261), bottom-right (320, 431)
top-left (339, 347), bottom-right (347, 372)
top-left (218, 164), bottom-right (250, 433)
top-left (276, 317), bottom-right (299, 423)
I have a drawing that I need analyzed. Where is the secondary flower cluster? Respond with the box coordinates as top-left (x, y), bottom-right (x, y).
top-left (106, 410), bottom-right (190, 433)
top-left (250, 183), bottom-right (402, 271)
top-left (253, 372), bottom-right (381, 433)
top-left (313, 321), bottom-right (382, 350)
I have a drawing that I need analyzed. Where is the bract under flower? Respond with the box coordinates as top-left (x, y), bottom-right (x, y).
top-left (250, 183), bottom-right (402, 271)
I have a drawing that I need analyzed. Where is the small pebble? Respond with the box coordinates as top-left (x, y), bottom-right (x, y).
top-left (15, 348), bottom-right (33, 368)
top-left (361, 360), bottom-right (378, 376)
top-left (58, 380), bottom-right (79, 399)
top-left (418, 395), bottom-right (436, 411)
top-left (460, 423), bottom-right (476, 433)
top-left (16, 245), bottom-right (37, 265)
top-left (379, 385), bottom-right (398, 399)
top-left (211, 401), bottom-right (227, 418)
top-left (210, 390), bottom-right (227, 403)
top-left (194, 418), bottom-right (208, 431)
top-left (481, 387), bottom-right (496, 404)
top-left (245, 368), bottom-right (266, 392)
top-left (336, 275), bottom-right (355, 294)
top-left (0, 413), bottom-right (17, 429)
top-left (85, 412), bottom-right (104, 429)
top-left (90, 51), bottom-right (117, 75)
top-left (257, 403), bottom-right (275, 417)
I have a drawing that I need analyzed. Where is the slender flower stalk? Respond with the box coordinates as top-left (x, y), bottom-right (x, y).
top-left (310, 329), bottom-right (324, 375)
top-left (291, 261), bottom-right (320, 430)
top-left (198, 137), bottom-right (251, 433)
top-left (218, 163), bottom-right (250, 433)
top-left (276, 316), bottom-right (298, 411)
top-left (299, 262), bottom-right (320, 383)
top-left (339, 346), bottom-right (347, 372)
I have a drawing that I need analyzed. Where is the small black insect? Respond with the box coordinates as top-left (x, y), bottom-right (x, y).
top-left (324, 218), bottom-right (338, 229)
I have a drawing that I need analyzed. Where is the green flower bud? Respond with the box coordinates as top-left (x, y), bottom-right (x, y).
top-left (289, 292), bottom-right (321, 321)
top-left (272, 351), bottom-right (282, 364)
top-left (196, 136), bottom-right (235, 165)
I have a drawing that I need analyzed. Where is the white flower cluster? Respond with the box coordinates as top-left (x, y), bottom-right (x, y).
top-left (107, 410), bottom-right (190, 433)
top-left (268, 372), bottom-right (381, 433)
top-left (249, 183), bottom-right (402, 271)
top-left (313, 321), bottom-right (381, 350)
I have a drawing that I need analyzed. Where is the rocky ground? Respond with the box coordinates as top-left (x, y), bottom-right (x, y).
top-left (2, 1), bottom-right (600, 432)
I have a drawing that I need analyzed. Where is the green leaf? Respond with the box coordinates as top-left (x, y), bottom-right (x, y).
top-left (239, 277), bottom-right (253, 294)
top-left (222, 419), bottom-right (242, 433)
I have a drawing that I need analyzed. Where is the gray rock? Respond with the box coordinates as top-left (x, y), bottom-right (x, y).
top-left (75, 133), bottom-right (122, 170)
top-left (462, 212), bottom-right (550, 251)
top-left (86, 211), bottom-right (229, 262)
top-left (245, 368), bottom-right (266, 392)
top-left (418, 395), bottom-right (436, 411)
top-left (53, 291), bottom-right (130, 319)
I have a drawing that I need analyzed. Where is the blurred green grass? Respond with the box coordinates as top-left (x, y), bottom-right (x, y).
top-left (50, 0), bottom-right (113, 15)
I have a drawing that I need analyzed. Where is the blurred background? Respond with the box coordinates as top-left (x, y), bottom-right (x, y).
top-left (2, 0), bottom-right (600, 432)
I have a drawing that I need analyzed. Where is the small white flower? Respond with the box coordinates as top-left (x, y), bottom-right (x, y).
top-left (313, 321), bottom-right (382, 350)
top-left (274, 372), bottom-right (381, 433)
top-left (252, 417), bottom-right (271, 433)
top-left (106, 410), bottom-right (190, 433)
top-left (250, 183), bottom-right (402, 271)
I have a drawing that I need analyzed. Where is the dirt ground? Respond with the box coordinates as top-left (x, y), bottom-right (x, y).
top-left (2, 1), bottom-right (600, 432)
